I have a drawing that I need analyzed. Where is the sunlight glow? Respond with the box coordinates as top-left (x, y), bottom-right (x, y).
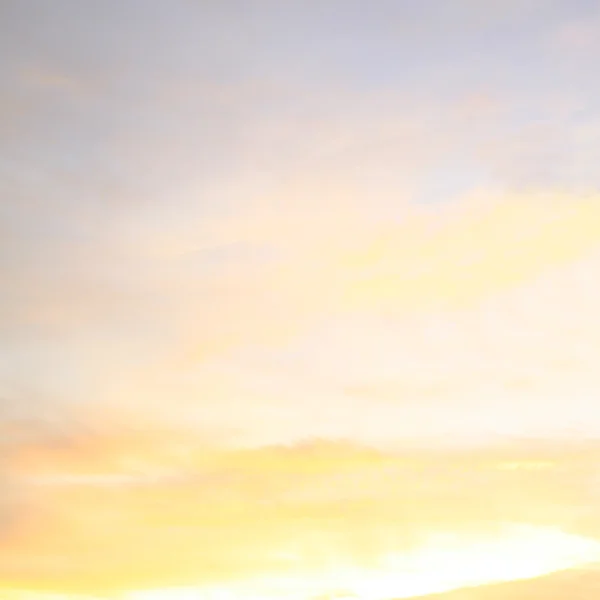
top-left (124, 524), bottom-right (600, 600)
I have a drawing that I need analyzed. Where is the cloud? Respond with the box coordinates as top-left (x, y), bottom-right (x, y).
top-left (3, 3), bottom-right (600, 595)
top-left (4, 190), bottom-right (600, 450)
top-left (3, 190), bottom-right (599, 592)
top-left (2, 428), bottom-right (600, 594)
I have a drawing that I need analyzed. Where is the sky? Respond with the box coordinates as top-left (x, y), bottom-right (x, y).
top-left (2, 1), bottom-right (600, 598)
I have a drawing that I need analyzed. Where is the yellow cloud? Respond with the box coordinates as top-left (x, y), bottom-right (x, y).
top-left (3, 432), bottom-right (600, 596)
top-left (338, 194), bottom-right (600, 311)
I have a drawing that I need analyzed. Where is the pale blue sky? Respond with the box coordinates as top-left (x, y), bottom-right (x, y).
top-left (2, 0), bottom-right (600, 204)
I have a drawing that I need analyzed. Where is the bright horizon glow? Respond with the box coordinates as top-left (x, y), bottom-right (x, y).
top-left (123, 524), bottom-right (600, 600)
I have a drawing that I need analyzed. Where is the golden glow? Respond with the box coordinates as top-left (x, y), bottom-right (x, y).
top-left (120, 525), bottom-right (600, 600)
top-left (497, 461), bottom-right (555, 470)
top-left (5, 436), bottom-right (600, 597)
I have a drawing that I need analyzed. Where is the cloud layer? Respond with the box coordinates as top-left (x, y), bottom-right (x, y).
top-left (3, 1), bottom-right (600, 596)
